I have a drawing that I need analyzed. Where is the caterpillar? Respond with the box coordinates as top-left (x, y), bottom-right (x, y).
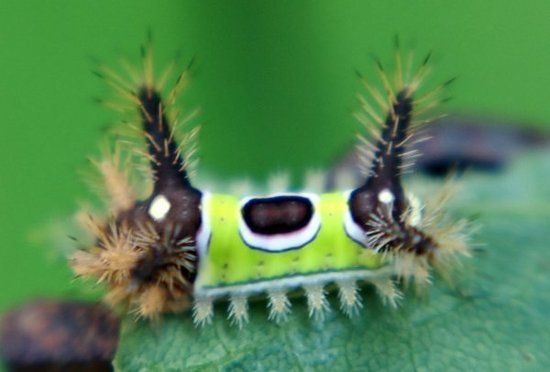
top-left (71, 43), bottom-right (470, 327)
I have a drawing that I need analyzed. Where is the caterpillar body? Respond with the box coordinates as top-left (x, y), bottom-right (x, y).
top-left (71, 45), bottom-right (470, 327)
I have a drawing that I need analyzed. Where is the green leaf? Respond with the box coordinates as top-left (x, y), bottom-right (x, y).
top-left (114, 152), bottom-right (550, 371)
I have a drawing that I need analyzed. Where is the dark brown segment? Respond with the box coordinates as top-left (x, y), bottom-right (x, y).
top-left (242, 195), bottom-right (314, 235)
top-left (138, 87), bottom-right (191, 191)
top-left (123, 86), bottom-right (202, 285)
top-left (348, 187), bottom-right (376, 231)
top-left (136, 86), bottom-right (203, 239)
top-left (349, 89), bottom-right (412, 229)
top-left (348, 87), bottom-right (442, 256)
top-left (116, 176), bottom-right (202, 286)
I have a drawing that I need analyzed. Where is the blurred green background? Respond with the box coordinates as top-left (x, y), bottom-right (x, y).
top-left (0, 0), bottom-right (549, 312)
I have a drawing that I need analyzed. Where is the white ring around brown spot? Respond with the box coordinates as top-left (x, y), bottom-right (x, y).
top-left (196, 192), bottom-right (212, 258)
top-left (343, 190), bottom-right (369, 247)
top-left (238, 193), bottom-right (321, 252)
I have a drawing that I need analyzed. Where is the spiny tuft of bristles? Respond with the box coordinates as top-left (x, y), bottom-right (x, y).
top-left (191, 279), bottom-right (401, 327)
top-left (92, 44), bottom-right (201, 186)
top-left (354, 43), bottom-right (469, 289)
top-left (72, 214), bottom-right (195, 318)
top-left (379, 180), bottom-right (472, 290)
top-left (354, 44), bottom-right (454, 176)
top-left (71, 44), bottom-right (199, 318)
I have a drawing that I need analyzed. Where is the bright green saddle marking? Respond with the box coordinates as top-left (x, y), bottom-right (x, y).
top-left (195, 193), bottom-right (386, 289)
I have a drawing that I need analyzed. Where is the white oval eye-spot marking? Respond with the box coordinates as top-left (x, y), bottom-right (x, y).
top-left (343, 190), bottom-right (367, 247)
top-left (149, 194), bottom-right (171, 221)
top-left (239, 193), bottom-right (321, 252)
top-left (378, 189), bottom-right (395, 204)
top-left (196, 192), bottom-right (212, 258)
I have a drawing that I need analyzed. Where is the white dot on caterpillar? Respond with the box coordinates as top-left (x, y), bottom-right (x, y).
top-left (378, 189), bottom-right (395, 204)
top-left (149, 195), bottom-right (171, 221)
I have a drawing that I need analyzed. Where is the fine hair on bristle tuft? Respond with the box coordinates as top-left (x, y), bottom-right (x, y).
top-left (85, 143), bottom-right (137, 215)
top-left (304, 284), bottom-right (330, 321)
top-left (228, 295), bottom-right (250, 329)
top-left (337, 280), bottom-right (363, 317)
top-left (193, 298), bottom-right (214, 327)
top-left (267, 290), bottom-right (292, 323)
top-left (71, 42), bottom-right (204, 318)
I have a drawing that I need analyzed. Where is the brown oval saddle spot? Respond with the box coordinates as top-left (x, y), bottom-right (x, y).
top-left (241, 195), bottom-right (314, 235)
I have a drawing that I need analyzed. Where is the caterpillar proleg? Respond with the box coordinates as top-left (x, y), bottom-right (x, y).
top-left (71, 43), bottom-right (471, 325)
